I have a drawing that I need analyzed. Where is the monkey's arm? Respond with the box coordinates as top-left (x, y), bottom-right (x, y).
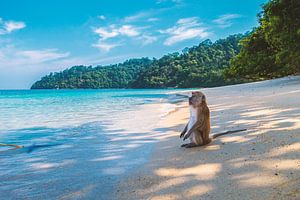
top-left (180, 123), bottom-right (189, 138)
top-left (183, 119), bottom-right (205, 140)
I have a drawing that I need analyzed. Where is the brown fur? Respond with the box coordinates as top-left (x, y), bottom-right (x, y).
top-left (180, 91), bottom-right (211, 147)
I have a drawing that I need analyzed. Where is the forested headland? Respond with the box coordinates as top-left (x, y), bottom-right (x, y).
top-left (31, 0), bottom-right (300, 89)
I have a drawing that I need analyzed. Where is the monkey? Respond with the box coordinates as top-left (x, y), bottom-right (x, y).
top-left (179, 91), bottom-right (211, 148)
top-left (179, 91), bottom-right (246, 148)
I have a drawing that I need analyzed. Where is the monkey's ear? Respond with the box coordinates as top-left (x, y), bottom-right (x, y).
top-left (202, 95), bottom-right (206, 102)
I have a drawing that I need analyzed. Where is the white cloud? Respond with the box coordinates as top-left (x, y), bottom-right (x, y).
top-left (93, 24), bottom-right (140, 40)
top-left (118, 25), bottom-right (140, 37)
top-left (177, 17), bottom-right (198, 25)
top-left (123, 8), bottom-right (167, 23)
top-left (124, 11), bottom-right (150, 23)
top-left (5, 21), bottom-right (26, 32)
top-left (92, 41), bottom-right (120, 52)
top-left (139, 34), bottom-right (158, 45)
top-left (17, 49), bottom-right (70, 63)
top-left (0, 18), bottom-right (26, 35)
top-left (92, 24), bottom-right (143, 51)
top-left (0, 46), bottom-right (70, 67)
top-left (213, 14), bottom-right (241, 28)
top-left (94, 26), bottom-right (119, 40)
top-left (98, 15), bottom-right (106, 20)
top-left (160, 17), bottom-right (210, 45)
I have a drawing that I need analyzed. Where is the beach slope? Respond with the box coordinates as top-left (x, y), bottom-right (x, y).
top-left (117, 76), bottom-right (300, 200)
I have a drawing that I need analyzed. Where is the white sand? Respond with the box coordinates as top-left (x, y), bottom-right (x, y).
top-left (116, 76), bottom-right (300, 200)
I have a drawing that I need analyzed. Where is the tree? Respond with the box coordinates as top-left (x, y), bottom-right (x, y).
top-left (226, 0), bottom-right (300, 80)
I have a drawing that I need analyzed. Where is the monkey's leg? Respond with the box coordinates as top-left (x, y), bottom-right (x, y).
top-left (200, 135), bottom-right (211, 145)
top-left (184, 143), bottom-right (199, 148)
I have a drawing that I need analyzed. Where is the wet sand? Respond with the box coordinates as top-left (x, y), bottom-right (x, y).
top-left (116, 76), bottom-right (300, 200)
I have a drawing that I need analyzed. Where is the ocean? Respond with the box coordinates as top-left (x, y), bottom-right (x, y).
top-left (0, 89), bottom-right (188, 199)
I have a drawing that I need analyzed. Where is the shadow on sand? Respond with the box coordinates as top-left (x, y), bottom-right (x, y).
top-left (115, 78), bottom-right (300, 200)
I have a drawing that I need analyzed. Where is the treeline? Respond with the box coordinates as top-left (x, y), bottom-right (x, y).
top-left (31, 34), bottom-right (244, 89)
top-left (31, 58), bottom-right (153, 89)
top-left (132, 35), bottom-right (244, 88)
top-left (31, 0), bottom-right (300, 89)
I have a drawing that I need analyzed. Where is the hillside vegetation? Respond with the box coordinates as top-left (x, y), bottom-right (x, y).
top-left (31, 35), bottom-right (244, 89)
top-left (225, 0), bottom-right (300, 80)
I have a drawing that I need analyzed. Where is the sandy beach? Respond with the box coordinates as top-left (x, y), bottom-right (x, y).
top-left (116, 76), bottom-right (300, 200)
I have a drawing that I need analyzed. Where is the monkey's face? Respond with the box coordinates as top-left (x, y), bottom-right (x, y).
top-left (189, 91), bottom-right (206, 107)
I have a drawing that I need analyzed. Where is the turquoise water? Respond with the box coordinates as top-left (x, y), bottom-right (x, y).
top-left (0, 89), bottom-right (187, 199)
top-left (0, 89), bottom-right (170, 131)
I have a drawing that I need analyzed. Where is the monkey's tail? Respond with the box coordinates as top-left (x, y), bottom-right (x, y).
top-left (212, 129), bottom-right (247, 139)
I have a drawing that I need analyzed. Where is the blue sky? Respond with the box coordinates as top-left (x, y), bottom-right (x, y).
top-left (0, 0), bottom-right (267, 89)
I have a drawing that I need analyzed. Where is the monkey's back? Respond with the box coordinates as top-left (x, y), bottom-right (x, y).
top-left (194, 104), bottom-right (211, 145)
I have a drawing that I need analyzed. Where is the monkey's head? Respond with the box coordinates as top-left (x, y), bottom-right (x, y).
top-left (189, 91), bottom-right (206, 107)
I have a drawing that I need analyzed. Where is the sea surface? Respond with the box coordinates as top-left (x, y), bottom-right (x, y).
top-left (0, 89), bottom-right (188, 199)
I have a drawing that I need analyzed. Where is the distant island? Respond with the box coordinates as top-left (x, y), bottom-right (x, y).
top-left (31, 34), bottom-right (246, 89)
top-left (31, 0), bottom-right (299, 89)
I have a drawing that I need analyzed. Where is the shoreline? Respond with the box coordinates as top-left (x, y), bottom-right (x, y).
top-left (0, 90), bottom-right (186, 200)
top-left (0, 89), bottom-right (191, 200)
top-left (115, 76), bottom-right (300, 200)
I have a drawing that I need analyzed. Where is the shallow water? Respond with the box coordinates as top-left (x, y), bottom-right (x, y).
top-left (0, 89), bottom-right (187, 199)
